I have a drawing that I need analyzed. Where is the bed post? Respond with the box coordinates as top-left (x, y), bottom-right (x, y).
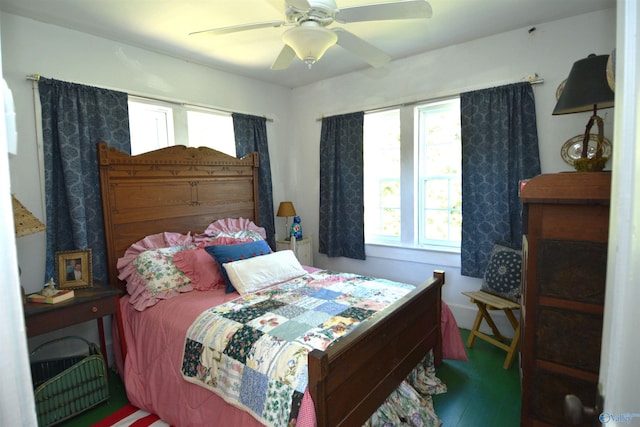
top-left (249, 152), bottom-right (260, 223)
top-left (308, 269), bottom-right (445, 427)
top-left (97, 142), bottom-right (118, 288)
top-left (307, 349), bottom-right (328, 425)
top-left (434, 269), bottom-right (445, 366)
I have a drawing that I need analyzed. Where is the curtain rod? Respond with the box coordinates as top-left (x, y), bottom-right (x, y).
top-left (315, 75), bottom-right (544, 122)
top-left (26, 74), bottom-right (274, 122)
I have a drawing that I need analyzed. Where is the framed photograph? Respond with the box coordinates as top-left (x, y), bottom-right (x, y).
top-left (55, 249), bottom-right (93, 289)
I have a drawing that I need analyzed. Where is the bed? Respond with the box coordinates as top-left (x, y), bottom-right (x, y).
top-left (97, 141), bottom-right (446, 427)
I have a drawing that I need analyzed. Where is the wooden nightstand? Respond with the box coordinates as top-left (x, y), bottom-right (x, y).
top-left (24, 283), bottom-right (122, 369)
top-left (276, 235), bottom-right (313, 266)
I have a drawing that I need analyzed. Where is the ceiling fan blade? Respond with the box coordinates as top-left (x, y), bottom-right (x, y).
top-left (335, 0), bottom-right (432, 24)
top-left (271, 45), bottom-right (297, 70)
top-left (189, 20), bottom-right (286, 37)
top-left (334, 28), bottom-right (391, 68)
top-left (286, 0), bottom-right (312, 11)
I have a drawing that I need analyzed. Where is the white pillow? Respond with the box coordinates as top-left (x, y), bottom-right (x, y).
top-left (223, 250), bottom-right (307, 295)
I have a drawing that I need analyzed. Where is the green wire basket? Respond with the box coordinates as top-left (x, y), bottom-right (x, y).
top-left (30, 336), bottom-right (109, 427)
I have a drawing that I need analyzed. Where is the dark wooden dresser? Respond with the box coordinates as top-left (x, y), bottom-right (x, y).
top-left (519, 172), bottom-right (610, 426)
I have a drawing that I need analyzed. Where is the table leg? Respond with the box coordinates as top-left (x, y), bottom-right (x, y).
top-left (97, 316), bottom-right (109, 378)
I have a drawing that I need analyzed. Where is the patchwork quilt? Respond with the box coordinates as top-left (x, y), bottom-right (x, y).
top-left (180, 270), bottom-right (420, 427)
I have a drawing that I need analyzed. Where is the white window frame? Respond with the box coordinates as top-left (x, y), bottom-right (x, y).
top-left (128, 98), bottom-right (176, 155)
top-left (186, 106), bottom-right (235, 157)
top-left (363, 108), bottom-right (402, 245)
top-left (128, 97), bottom-right (235, 156)
top-left (364, 97), bottom-right (461, 253)
top-left (416, 98), bottom-right (462, 249)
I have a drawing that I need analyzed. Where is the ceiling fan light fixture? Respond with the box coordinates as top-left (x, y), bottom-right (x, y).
top-left (282, 23), bottom-right (337, 68)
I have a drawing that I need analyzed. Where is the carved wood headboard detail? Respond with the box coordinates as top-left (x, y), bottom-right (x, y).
top-left (97, 142), bottom-right (260, 291)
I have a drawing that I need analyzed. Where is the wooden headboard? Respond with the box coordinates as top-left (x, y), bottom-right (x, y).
top-left (97, 142), bottom-right (260, 291)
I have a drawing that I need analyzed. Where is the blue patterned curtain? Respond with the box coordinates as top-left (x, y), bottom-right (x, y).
top-left (319, 112), bottom-right (365, 260)
top-left (39, 78), bottom-right (131, 283)
top-left (460, 82), bottom-right (541, 278)
top-left (232, 113), bottom-right (275, 249)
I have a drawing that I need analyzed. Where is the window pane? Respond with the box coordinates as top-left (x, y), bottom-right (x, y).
top-left (450, 210), bottom-right (462, 242)
top-left (381, 208), bottom-right (401, 235)
top-left (424, 178), bottom-right (450, 209)
top-left (363, 98), bottom-right (461, 251)
top-left (128, 98), bottom-right (237, 157)
top-left (380, 179), bottom-right (400, 206)
top-left (186, 109), bottom-right (236, 157)
top-left (364, 109), bottom-right (401, 240)
top-left (418, 98), bottom-right (461, 248)
top-left (128, 100), bottom-right (174, 155)
top-left (423, 209), bottom-right (450, 241)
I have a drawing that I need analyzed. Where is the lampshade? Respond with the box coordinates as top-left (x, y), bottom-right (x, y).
top-left (277, 201), bottom-right (297, 217)
top-left (12, 194), bottom-right (46, 237)
top-left (553, 54), bottom-right (615, 115)
top-left (282, 22), bottom-right (338, 68)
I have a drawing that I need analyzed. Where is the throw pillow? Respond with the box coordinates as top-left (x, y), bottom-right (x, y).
top-left (122, 246), bottom-right (194, 311)
top-left (223, 250), bottom-right (307, 295)
top-left (204, 239), bottom-right (272, 293)
top-left (481, 244), bottom-right (522, 302)
top-left (173, 236), bottom-right (254, 291)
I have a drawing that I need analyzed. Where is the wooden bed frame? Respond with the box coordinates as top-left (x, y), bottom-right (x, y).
top-left (97, 141), bottom-right (444, 427)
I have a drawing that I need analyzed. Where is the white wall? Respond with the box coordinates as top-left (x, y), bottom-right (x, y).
top-left (1, 12), bottom-right (293, 355)
top-left (287, 8), bottom-right (616, 332)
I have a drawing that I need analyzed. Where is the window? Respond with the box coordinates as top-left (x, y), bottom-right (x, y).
top-left (364, 98), bottom-right (461, 250)
top-left (128, 98), bottom-right (235, 156)
top-left (417, 99), bottom-right (462, 247)
top-left (186, 109), bottom-right (235, 156)
top-left (363, 109), bottom-right (401, 242)
top-left (128, 101), bottom-right (174, 155)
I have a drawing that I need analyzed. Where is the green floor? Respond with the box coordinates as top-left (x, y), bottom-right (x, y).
top-left (433, 329), bottom-right (521, 427)
top-left (59, 328), bottom-right (521, 426)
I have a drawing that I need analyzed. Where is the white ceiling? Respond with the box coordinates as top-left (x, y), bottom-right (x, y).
top-left (0, 0), bottom-right (615, 88)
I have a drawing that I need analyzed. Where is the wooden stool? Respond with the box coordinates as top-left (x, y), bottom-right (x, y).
top-left (462, 290), bottom-right (520, 369)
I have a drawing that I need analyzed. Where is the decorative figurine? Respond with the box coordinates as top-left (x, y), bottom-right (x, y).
top-left (290, 216), bottom-right (302, 240)
top-left (41, 277), bottom-right (58, 296)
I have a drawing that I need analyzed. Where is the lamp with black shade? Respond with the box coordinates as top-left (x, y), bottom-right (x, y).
top-left (276, 201), bottom-right (296, 241)
top-left (553, 53), bottom-right (615, 172)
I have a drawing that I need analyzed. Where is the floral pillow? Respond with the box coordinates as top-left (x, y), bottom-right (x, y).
top-left (117, 232), bottom-right (194, 311)
top-left (216, 230), bottom-right (265, 241)
top-left (133, 246), bottom-right (192, 295)
top-left (125, 245), bottom-right (193, 311)
top-left (194, 217), bottom-right (266, 245)
top-left (202, 217), bottom-right (266, 238)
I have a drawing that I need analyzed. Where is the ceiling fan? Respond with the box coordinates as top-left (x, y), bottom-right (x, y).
top-left (190, 0), bottom-right (433, 70)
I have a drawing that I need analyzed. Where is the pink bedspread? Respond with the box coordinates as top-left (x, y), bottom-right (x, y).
top-left (113, 281), bottom-right (465, 426)
top-left (117, 289), bottom-right (270, 426)
top-left (442, 301), bottom-right (468, 361)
